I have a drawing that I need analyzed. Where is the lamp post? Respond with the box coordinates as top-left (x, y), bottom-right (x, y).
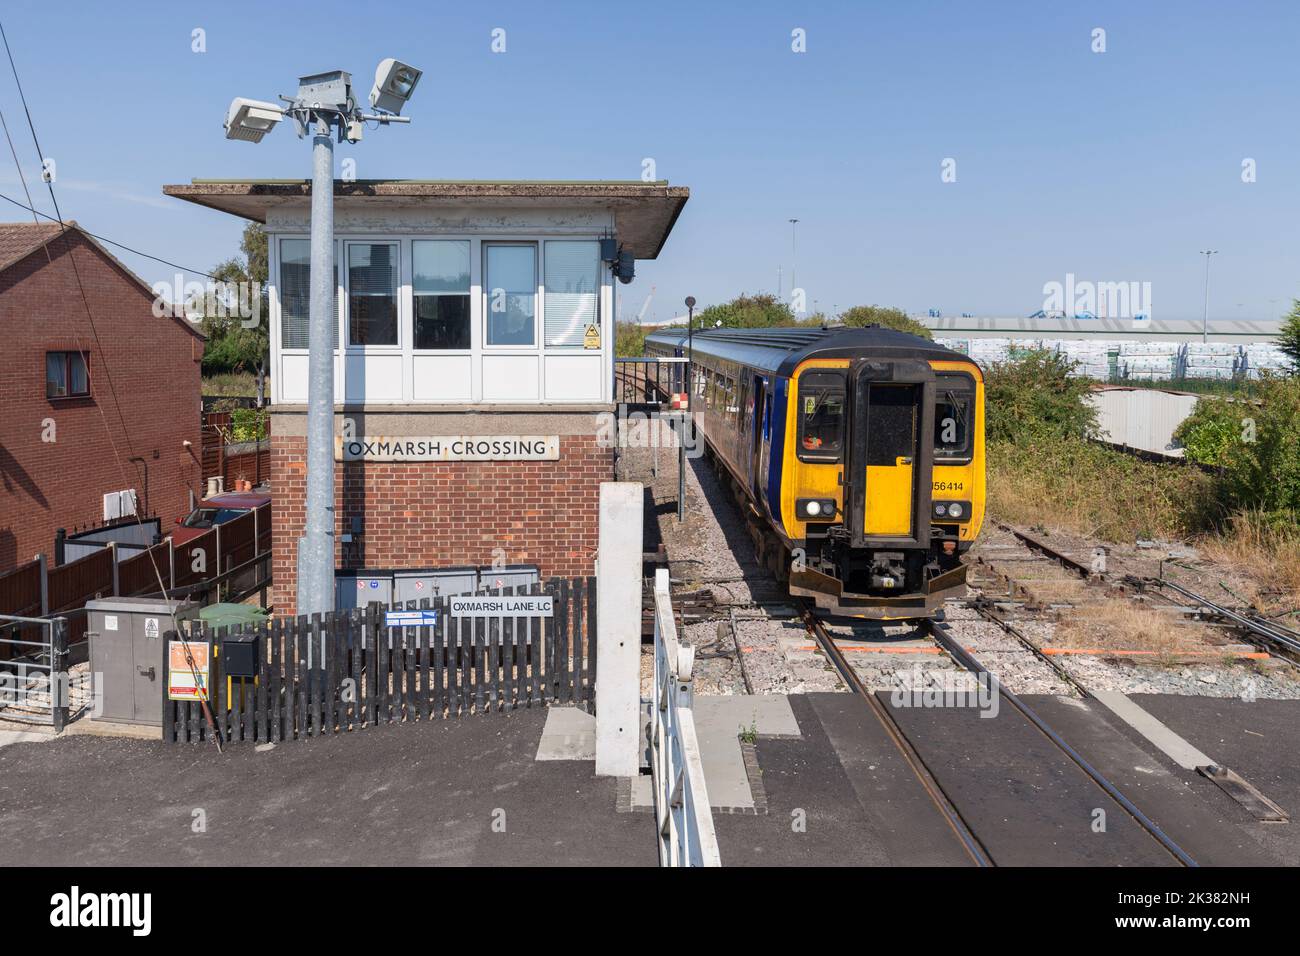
top-left (680, 295), bottom-right (696, 522)
top-left (224, 59), bottom-right (422, 618)
top-left (788, 218), bottom-right (799, 303)
top-left (1199, 249), bottom-right (1218, 344)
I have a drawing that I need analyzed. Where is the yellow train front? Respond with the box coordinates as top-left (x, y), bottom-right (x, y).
top-left (645, 326), bottom-right (985, 620)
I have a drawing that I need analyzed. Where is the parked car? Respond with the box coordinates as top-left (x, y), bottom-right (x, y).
top-left (172, 490), bottom-right (270, 545)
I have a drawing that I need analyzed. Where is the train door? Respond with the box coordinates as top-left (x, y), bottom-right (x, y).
top-left (848, 361), bottom-right (936, 548)
top-left (750, 376), bottom-right (767, 498)
top-left (759, 382), bottom-right (764, 512)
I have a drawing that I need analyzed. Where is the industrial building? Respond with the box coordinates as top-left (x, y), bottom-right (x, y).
top-left (921, 316), bottom-right (1289, 381)
top-left (164, 179), bottom-right (688, 617)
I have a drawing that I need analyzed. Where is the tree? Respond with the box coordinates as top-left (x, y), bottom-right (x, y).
top-left (693, 293), bottom-right (799, 329)
top-left (982, 350), bottom-right (1098, 445)
top-left (837, 305), bottom-right (932, 339)
top-left (198, 223), bottom-right (269, 374)
top-left (1278, 299), bottom-right (1300, 372)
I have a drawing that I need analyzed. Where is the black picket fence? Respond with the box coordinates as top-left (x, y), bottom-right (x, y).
top-left (163, 578), bottom-right (596, 745)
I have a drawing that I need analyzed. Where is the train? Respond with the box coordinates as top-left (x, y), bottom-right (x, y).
top-left (643, 325), bottom-right (985, 619)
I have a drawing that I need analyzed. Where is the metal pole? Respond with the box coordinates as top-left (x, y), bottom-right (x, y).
top-left (789, 219), bottom-right (798, 300)
top-left (680, 297), bottom-right (695, 523)
top-left (298, 119), bottom-right (337, 618)
top-left (1199, 249), bottom-right (1216, 344)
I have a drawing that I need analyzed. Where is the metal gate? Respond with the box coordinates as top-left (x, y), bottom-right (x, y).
top-left (0, 613), bottom-right (71, 730)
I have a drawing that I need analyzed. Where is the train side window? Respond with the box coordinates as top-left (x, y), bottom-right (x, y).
top-left (934, 373), bottom-right (974, 462)
top-left (797, 370), bottom-right (846, 463)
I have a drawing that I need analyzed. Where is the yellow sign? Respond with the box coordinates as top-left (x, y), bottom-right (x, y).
top-left (168, 640), bottom-right (211, 701)
top-left (583, 323), bottom-right (601, 350)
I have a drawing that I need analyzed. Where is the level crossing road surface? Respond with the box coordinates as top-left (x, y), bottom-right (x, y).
top-left (0, 710), bottom-right (653, 867)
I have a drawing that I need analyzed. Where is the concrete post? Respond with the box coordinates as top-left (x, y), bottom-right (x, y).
top-left (595, 481), bottom-right (644, 777)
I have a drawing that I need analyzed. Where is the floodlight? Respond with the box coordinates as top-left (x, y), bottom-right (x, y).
top-left (224, 98), bottom-right (284, 143)
top-left (369, 58), bottom-right (422, 114)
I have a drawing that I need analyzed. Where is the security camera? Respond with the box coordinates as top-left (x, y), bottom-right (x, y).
top-left (370, 58), bottom-right (422, 114)
top-left (225, 98), bottom-right (284, 143)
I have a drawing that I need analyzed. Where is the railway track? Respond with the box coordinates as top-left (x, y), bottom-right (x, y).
top-left (801, 604), bottom-right (1199, 867)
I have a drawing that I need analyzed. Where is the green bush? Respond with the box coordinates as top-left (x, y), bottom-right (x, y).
top-left (1176, 375), bottom-right (1300, 517)
top-left (837, 305), bottom-right (932, 339)
top-left (615, 321), bottom-right (648, 357)
top-left (694, 293), bottom-right (799, 329)
top-left (982, 350), bottom-right (1098, 445)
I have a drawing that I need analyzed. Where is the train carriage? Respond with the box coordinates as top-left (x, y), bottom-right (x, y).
top-left (644, 326), bottom-right (985, 619)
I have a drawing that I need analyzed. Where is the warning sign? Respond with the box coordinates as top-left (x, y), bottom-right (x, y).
top-left (583, 323), bottom-right (601, 350)
top-left (167, 640), bottom-right (212, 701)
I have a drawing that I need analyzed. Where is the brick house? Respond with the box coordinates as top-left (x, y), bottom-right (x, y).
top-left (0, 222), bottom-right (205, 573)
top-left (163, 180), bottom-right (688, 616)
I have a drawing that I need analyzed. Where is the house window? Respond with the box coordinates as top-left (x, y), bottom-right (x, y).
top-left (484, 243), bottom-right (536, 346)
top-left (46, 351), bottom-right (89, 398)
top-left (412, 240), bottom-right (471, 350)
top-left (543, 240), bottom-right (599, 347)
top-left (347, 242), bottom-right (399, 346)
top-left (279, 239), bottom-right (337, 350)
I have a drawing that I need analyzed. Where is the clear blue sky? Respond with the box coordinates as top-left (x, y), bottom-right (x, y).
top-left (1, 0), bottom-right (1296, 323)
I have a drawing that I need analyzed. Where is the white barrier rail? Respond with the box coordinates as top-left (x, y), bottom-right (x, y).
top-left (650, 568), bottom-right (721, 867)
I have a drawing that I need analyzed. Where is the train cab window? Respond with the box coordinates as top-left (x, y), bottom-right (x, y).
top-left (934, 373), bottom-right (974, 462)
top-left (797, 370), bottom-right (846, 462)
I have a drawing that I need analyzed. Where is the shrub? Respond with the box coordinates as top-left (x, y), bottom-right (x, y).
top-left (837, 305), bottom-right (932, 339)
top-left (694, 293), bottom-right (799, 329)
top-left (982, 350), bottom-right (1098, 445)
top-left (1174, 375), bottom-right (1300, 516)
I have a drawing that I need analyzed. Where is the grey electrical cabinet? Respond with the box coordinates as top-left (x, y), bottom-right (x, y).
top-left (477, 564), bottom-right (541, 591)
top-left (335, 571), bottom-right (393, 610)
top-left (87, 597), bottom-right (199, 726)
top-left (393, 566), bottom-right (478, 605)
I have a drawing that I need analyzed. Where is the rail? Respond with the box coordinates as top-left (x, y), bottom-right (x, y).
top-left (650, 568), bottom-right (721, 867)
top-left (614, 356), bottom-right (687, 410)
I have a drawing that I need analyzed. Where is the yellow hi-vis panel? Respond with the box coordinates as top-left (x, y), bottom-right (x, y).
top-left (864, 457), bottom-right (914, 536)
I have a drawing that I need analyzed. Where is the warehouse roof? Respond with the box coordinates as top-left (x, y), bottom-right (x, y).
top-left (162, 179), bottom-right (690, 259)
top-left (920, 315), bottom-right (1282, 343)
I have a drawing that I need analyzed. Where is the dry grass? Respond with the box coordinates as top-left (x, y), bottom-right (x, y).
top-left (1050, 602), bottom-right (1215, 656)
top-left (1196, 511), bottom-right (1300, 608)
top-left (987, 440), bottom-right (1217, 542)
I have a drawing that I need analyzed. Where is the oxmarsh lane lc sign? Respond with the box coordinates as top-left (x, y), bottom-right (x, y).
top-left (450, 595), bottom-right (554, 618)
top-left (336, 435), bottom-right (559, 462)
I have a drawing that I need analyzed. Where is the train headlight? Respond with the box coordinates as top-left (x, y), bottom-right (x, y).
top-left (934, 500), bottom-right (971, 522)
top-left (797, 498), bottom-right (837, 521)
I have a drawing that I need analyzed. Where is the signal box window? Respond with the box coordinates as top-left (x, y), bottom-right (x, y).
top-left (46, 351), bottom-right (89, 399)
top-left (797, 370), bottom-right (845, 462)
top-left (413, 240), bottom-right (471, 349)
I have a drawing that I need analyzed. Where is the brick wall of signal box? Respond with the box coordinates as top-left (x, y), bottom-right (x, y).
top-left (270, 433), bottom-right (613, 618)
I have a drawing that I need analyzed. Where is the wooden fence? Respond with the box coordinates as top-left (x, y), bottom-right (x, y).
top-left (164, 578), bottom-right (597, 744)
top-left (0, 503), bottom-right (271, 659)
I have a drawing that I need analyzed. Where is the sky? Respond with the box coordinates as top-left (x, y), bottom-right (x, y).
top-left (0, 0), bottom-right (1296, 324)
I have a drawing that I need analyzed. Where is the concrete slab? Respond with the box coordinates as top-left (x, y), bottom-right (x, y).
top-left (1089, 690), bottom-right (1214, 770)
top-left (0, 730), bottom-right (51, 749)
top-left (633, 694), bottom-right (799, 810)
top-left (534, 706), bottom-right (595, 761)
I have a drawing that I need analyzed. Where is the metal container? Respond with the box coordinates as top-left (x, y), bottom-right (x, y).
top-left (87, 597), bottom-right (198, 725)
